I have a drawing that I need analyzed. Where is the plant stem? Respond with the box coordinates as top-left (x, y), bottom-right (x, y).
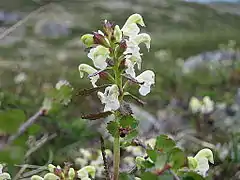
top-left (113, 132), bottom-right (120, 180)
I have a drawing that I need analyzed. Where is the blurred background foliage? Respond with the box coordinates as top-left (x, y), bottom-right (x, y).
top-left (0, 0), bottom-right (240, 179)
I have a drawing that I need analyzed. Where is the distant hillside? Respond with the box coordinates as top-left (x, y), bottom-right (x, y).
top-left (209, 2), bottom-right (240, 15)
top-left (1, 0), bottom-right (240, 88)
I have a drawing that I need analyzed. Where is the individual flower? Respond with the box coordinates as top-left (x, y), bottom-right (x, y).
top-left (77, 166), bottom-right (96, 179)
top-left (80, 148), bottom-right (92, 159)
top-left (188, 148), bottom-right (214, 177)
top-left (97, 84), bottom-right (120, 112)
top-left (0, 164), bottom-right (11, 180)
top-left (79, 64), bottom-right (100, 87)
top-left (0, 173), bottom-right (11, 180)
top-left (87, 45), bottom-right (110, 70)
top-left (48, 164), bottom-right (56, 173)
top-left (201, 96), bottom-right (214, 114)
top-left (121, 13), bottom-right (145, 37)
top-left (132, 33), bottom-right (151, 51)
top-left (135, 70), bottom-right (155, 96)
top-left (189, 97), bottom-right (202, 113)
top-left (77, 168), bottom-right (88, 179)
top-left (123, 156), bottom-right (135, 167)
top-left (124, 40), bottom-right (142, 71)
top-left (125, 59), bottom-right (136, 78)
top-left (14, 72), bottom-right (27, 84)
top-left (145, 138), bottom-right (156, 149)
top-left (75, 157), bottom-right (88, 167)
top-left (125, 146), bottom-right (144, 157)
top-left (55, 80), bottom-right (70, 90)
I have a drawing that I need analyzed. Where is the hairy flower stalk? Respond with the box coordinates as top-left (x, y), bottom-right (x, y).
top-left (80, 13), bottom-right (154, 180)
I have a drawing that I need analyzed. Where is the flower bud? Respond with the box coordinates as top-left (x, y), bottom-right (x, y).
top-left (81, 34), bottom-right (94, 47)
top-left (103, 20), bottom-right (114, 37)
top-left (113, 25), bottom-right (122, 43)
top-left (68, 168), bottom-right (76, 179)
top-left (93, 32), bottom-right (110, 47)
top-left (43, 173), bottom-right (60, 180)
top-left (115, 40), bottom-right (127, 58)
top-left (48, 164), bottom-right (56, 173)
top-left (31, 175), bottom-right (44, 180)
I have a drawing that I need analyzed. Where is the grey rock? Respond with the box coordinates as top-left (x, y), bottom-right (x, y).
top-left (183, 50), bottom-right (240, 73)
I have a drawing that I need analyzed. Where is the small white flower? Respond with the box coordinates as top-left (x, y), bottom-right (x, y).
top-left (0, 172), bottom-right (11, 180)
top-left (75, 157), bottom-right (88, 167)
top-left (136, 70), bottom-right (155, 96)
top-left (78, 166), bottom-right (96, 179)
top-left (126, 146), bottom-right (144, 157)
top-left (122, 23), bottom-right (140, 37)
top-left (132, 33), bottom-right (151, 51)
top-left (189, 97), bottom-right (202, 113)
top-left (123, 156), bottom-right (135, 167)
top-left (121, 13), bottom-right (145, 37)
top-left (145, 138), bottom-right (156, 149)
top-left (125, 40), bottom-right (142, 70)
top-left (87, 45), bottom-right (110, 70)
top-left (80, 148), bottom-right (92, 159)
top-left (201, 96), bottom-right (214, 114)
top-left (97, 84), bottom-right (120, 112)
top-left (188, 148), bottom-right (214, 177)
top-left (14, 72), bottom-right (27, 84)
top-left (55, 80), bottom-right (70, 90)
top-left (77, 168), bottom-right (89, 179)
top-left (47, 164), bottom-right (56, 173)
top-left (125, 59), bottom-right (136, 78)
top-left (79, 64), bottom-right (100, 87)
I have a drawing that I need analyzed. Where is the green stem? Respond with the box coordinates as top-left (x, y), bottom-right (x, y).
top-left (113, 131), bottom-right (120, 180)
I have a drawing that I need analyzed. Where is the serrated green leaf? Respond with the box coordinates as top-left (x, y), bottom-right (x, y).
top-left (183, 172), bottom-right (205, 180)
top-left (169, 147), bottom-right (185, 171)
top-left (155, 153), bottom-right (168, 169)
top-left (119, 115), bottom-right (138, 129)
top-left (147, 149), bottom-right (158, 162)
top-left (124, 130), bottom-right (138, 142)
top-left (107, 121), bottom-right (119, 137)
top-left (141, 172), bottom-right (158, 180)
top-left (0, 109), bottom-right (26, 133)
top-left (155, 135), bottom-right (176, 153)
